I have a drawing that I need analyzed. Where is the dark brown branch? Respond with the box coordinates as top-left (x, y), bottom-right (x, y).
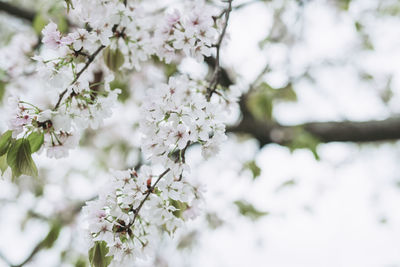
top-left (0, 2), bottom-right (76, 28)
top-left (228, 116), bottom-right (400, 145)
top-left (0, 2), bottom-right (35, 22)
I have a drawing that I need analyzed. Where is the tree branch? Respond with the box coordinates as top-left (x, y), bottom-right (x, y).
top-left (129, 168), bottom-right (171, 227)
top-left (228, 116), bottom-right (400, 145)
top-left (207, 0), bottom-right (233, 100)
top-left (54, 45), bottom-right (105, 110)
top-left (0, 1), bottom-right (35, 22)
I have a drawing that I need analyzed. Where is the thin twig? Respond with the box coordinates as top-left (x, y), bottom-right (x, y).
top-left (207, 0), bottom-right (233, 100)
top-left (53, 45), bottom-right (105, 110)
top-left (129, 168), bottom-right (171, 227)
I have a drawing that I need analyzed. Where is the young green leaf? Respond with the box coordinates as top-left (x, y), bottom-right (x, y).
top-left (27, 131), bottom-right (44, 153)
top-left (243, 160), bottom-right (261, 180)
top-left (41, 220), bottom-right (62, 249)
top-left (7, 139), bottom-right (38, 178)
top-left (234, 200), bottom-right (269, 221)
top-left (103, 47), bottom-right (124, 72)
top-left (0, 80), bottom-right (6, 102)
top-left (89, 241), bottom-right (113, 267)
top-left (170, 199), bottom-right (188, 219)
top-left (246, 88), bottom-right (273, 121)
top-left (286, 128), bottom-right (320, 160)
top-left (32, 13), bottom-right (47, 35)
top-left (0, 154), bottom-right (7, 174)
top-left (0, 130), bottom-right (12, 156)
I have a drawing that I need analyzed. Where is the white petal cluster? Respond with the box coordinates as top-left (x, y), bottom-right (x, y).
top-left (7, 82), bottom-right (119, 158)
top-left (154, 3), bottom-right (219, 63)
top-left (140, 75), bottom-right (227, 166)
top-left (3, 0), bottom-right (223, 161)
top-left (1, 0), bottom-right (238, 265)
top-left (83, 167), bottom-right (202, 265)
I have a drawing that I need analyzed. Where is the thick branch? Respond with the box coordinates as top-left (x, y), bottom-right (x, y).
top-left (229, 116), bottom-right (400, 145)
top-left (0, 2), bottom-right (35, 22)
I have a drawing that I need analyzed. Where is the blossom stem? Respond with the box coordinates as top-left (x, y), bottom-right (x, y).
top-left (129, 168), bottom-right (171, 227)
top-left (53, 45), bottom-right (105, 110)
top-left (207, 0), bottom-right (233, 101)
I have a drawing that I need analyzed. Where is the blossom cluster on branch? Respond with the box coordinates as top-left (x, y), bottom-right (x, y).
top-left (0, 0), bottom-right (236, 265)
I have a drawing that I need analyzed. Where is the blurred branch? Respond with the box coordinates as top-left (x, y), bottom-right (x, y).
top-left (206, 55), bottom-right (400, 145)
top-left (229, 116), bottom-right (400, 145)
top-left (0, 196), bottom-right (94, 267)
top-left (0, 1), bottom-right (35, 22)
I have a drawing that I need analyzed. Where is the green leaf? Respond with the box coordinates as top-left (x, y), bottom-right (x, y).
top-left (286, 128), bottom-right (320, 160)
top-left (243, 160), bottom-right (261, 180)
top-left (234, 200), bottom-right (269, 221)
top-left (0, 130), bottom-right (12, 156)
top-left (246, 82), bottom-right (297, 122)
top-left (164, 63), bottom-right (178, 78)
top-left (274, 83), bottom-right (297, 102)
top-left (0, 154), bottom-right (7, 174)
top-left (27, 131), bottom-right (44, 153)
top-left (7, 139), bottom-right (38, 178)
top-left (110, 80), bottom-right (130, 102)
top-left (75, 257), bottom-right (87, 267)
top-left (246, 88), bottom-right (273, 121)
top-left (0, 80), bottom-right (6, 103)
top-left (41, 220), bottom-right (62, 249)
top-left (89, 241), bottom-right (112, 267)
top-left (170, 199), bottom-right (188, 219)
top-left (103, 47), bottom-right (124, 72)
top-left (58, 17), bottom-right (69, 33)
top-left (275, 179), bottom-right (296, 192)
top-left (33, 13), bottom-right (47, 35)
top-left (338, 0), bottom-right (351, 10)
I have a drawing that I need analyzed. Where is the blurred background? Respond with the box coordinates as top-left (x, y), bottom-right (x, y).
top-left (1, 0), bottom-right (400, 266)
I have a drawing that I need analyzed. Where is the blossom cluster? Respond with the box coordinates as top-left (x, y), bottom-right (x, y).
top-left (0, 0), bottom-right (236, 265)
top-left (140, 75), bottom-right (228, 164)
top-left (155, 4), bottom-right (219, 63)
top-left (3, 0), bottom-right (222, 160)
top-left (7, 82), bottom-right (119, 158)
top-left (83, 74), bottom-right (233, 265)
top-left (83, 167), bottom-right (204, 265)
